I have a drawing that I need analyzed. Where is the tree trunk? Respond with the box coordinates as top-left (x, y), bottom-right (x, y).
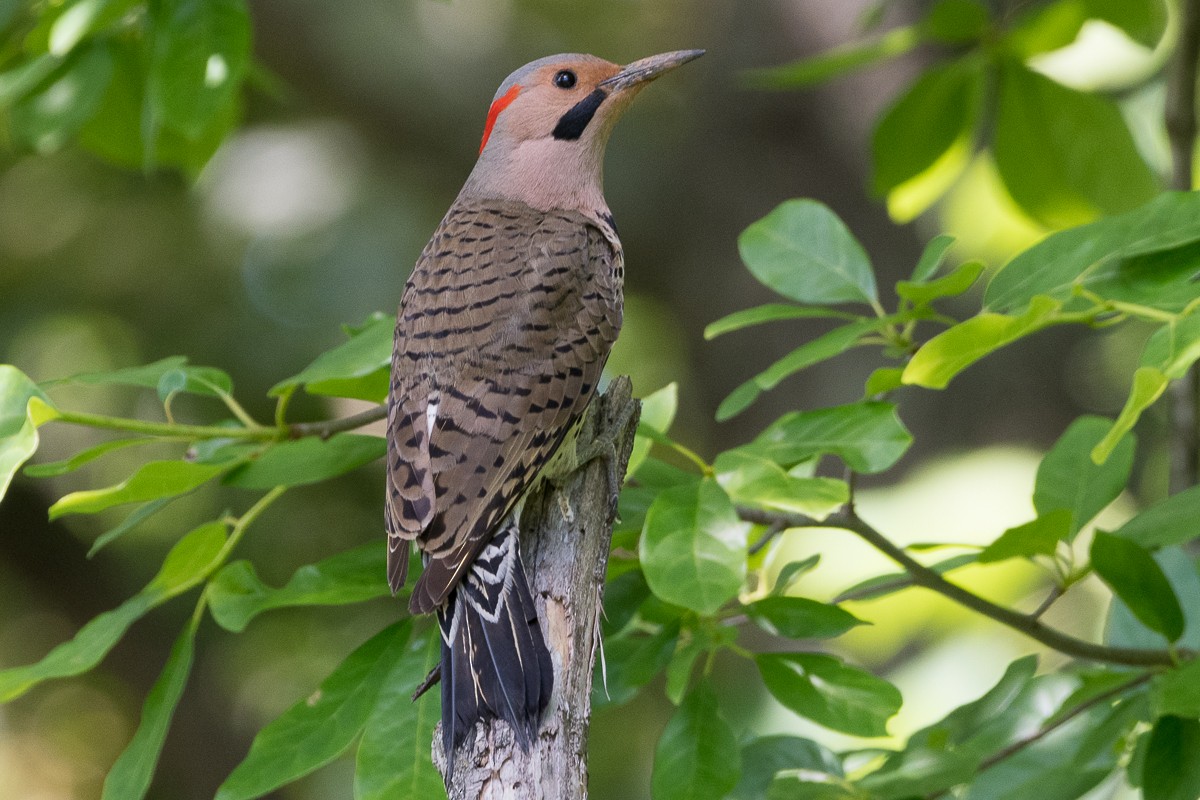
top-left (432, 377), bottom-right (640, 800)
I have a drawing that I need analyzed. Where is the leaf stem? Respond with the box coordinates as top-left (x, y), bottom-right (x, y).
top-left (54, 409), bottom-right (281, 441)
top-left (218, 486), bottom-right (287, 563)
top-left (736, 505), bottom-right (1188, 667)
top-left (287, 405), bottom-right (386, 439)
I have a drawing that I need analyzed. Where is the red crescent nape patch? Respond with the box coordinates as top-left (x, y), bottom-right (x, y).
top-left (480, 84), bottom-right (521, 154)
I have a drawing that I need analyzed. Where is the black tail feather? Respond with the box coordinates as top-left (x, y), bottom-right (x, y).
top-left (436, 524), bottom-right (553, 769)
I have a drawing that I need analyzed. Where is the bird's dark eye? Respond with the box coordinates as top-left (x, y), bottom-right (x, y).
top-left (553, 70), bottom-right (577, 89)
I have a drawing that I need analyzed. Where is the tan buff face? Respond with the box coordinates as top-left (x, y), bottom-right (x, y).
top-left (480, 56), bottom-right (625, 152)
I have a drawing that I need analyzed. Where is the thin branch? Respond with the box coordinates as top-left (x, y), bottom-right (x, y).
top-left (54, 409), bottom-right (280, 441)
top-left (1029, 584), bottom-right (1064, 620)
top-left (924, 672), bottom-right (1154, 800)
top-left (736, 505), bottom-right (1187, 667)
top-left (1168, 0), bottom-right (1200, 493)
top-left (288, 405), bottom-right (386, 439)
top-left (748, 519), bottom-right (786, 555)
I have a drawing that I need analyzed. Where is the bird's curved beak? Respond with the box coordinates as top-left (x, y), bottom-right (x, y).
top-left (599, 49), bottom-right (705, 93)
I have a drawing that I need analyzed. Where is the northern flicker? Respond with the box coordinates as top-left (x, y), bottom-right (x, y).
top-left (385, 49), bottom-right (703, 760)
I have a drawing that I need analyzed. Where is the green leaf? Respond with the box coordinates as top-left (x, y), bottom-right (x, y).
top-left (10, 42), bottom-right (112, 154)
top-left (717, 320), bottom-right (877, 420)
top-left (895, 261), bottom-right (984, 306)
top-left (1114, 485), bottom-right (1200, 549)
top-left (770, 555), bottom-right (821, 596)
top-left (24, 437), bottom-right (151, 478)
top-left (1034, 416), bottom-right (1134, 538)
top-left (0, 365), bottom-right (57, 502)
top-left (355, 624), bottom-right (444, 800)
top-left (49, 459), bottom-right (228, 519)
top-left (1143, 716), bottom-right (1200, 800)
top-left (89, 497), bottom-right (176, 557)
top-left (910, 234), bottom-right (957, 283)
top-left (270, 314), bottom-right (393, 403)
top-left (864, 367), bottom-right (904, 397)
top-left (1091, 367), bottom-right (1168, 464)
top-left (732, 735), bottom-right (842, 800)
top-left (597, 620), bottom-right (681, 706)
top-left (628, 382), bottom-right (679, 478)
top-left (977, 510), bottom-right (1071, 563)
top-left (1143, 311), bottom-right (1200, 380)
top-left (985, 192), bottom-right (1200, 313)
top-left (872, 58), bottom-right (981, 197)
top-left (0, 521), bottom-right (225, 702)
top-left (1085, 0), bottom-right (1167, 48)
top-left (49, 0), bottom-right (137, 56)
top-left (208, 544), bottom-right (389, 633)
top-left (1105, 548), bottom-right (1200, 651)
top-left (101, 613), bottom-right (199, 800)
top-left (903, 295), bottom-right (1063, 389)
top-left (738, 200), bottom-right (878, 306)
top-left (651, 681), bottom-right (741, 800)
top-left (992, 58), bottom-right (1157, 228)
top-left (223, 434), bottom-right (385, 490)
top-left (1154, 660), bottom-right (1200, 719)
top-left (156, 365), bottom-right (235, 403)
top-left (704, 304), bottom-right (857, 340)
top-left (923, 0), bottom-right (989, 42)
top-left (767, 771), bottom-right (862, 800)
top-left (665, 635), bottom-right (705, 705)
top-left (55, 356), bottom-right (232, 396)
top-left (757, 652), bottom-right (901, 737)
top-left (744, 26), bottom-right (919, 88)
top-left (640, 478), bottom-right (749, 615)
top-left (0, 54), bottom-right (61, 108)
top-left (715, 449), bottom-right (848, 517)
top-left (216, 622), bottom-right (411, 800)
top-left (749, 401), bottom-right (912, 474)
top-left (1091, 531), bottom-right (1184, 643)
top-left (745, 596), bottom-right (863, 639)
top-left (148, 0), bottom-right (250, 139)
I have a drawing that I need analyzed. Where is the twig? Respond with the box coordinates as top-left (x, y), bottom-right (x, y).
top-left (1029, 584), bottom-right (1064, 620)
top-left (736, 505), bottom-right (1186, 667)
top-left (924, 672), bottom-right (1154, 800)
top-left (287, 405), bottom-right (386, 439)
top-left (748, 519), bottom-right (786, 555)
top-left (1167, 0), bottom-right (1200, 493)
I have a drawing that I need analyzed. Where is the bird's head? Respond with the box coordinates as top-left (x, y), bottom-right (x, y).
top-left (462, 49), bottom-right (704, 210)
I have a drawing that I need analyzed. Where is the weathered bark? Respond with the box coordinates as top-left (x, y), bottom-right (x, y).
top-left (433, 377), bottom-right (640, 800)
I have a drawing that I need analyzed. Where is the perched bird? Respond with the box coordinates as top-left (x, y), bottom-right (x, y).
top-left (385, 49), bottom-right (703, 762)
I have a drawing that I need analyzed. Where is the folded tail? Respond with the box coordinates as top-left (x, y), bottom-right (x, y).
top-left (437, 522), bottom-right (553, 766)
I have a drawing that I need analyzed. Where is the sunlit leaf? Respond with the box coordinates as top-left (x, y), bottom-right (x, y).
top-left (1085, 0), bottom-right (1167, 48)
top-left (88, 497), bottom-right (176, 557)
top-left (903, 295), bottom-right (1063, 389)
top-left (208, 543), bottom-right (390, 633)
top-left (0, 521), bottom-right (225, 702)
top-left (640, 478), bottom-right (749, 615)
top-left (1142, 311), bottom-right (1200, 379)
top-left (872, 58), bottom-right (981, 197)
top-left (216, 622), bottom-right (411, 800)
top-left (101, 613), bottom-right (199, 800)
top-left (49, 459), bottom-right (228, 519)
top-left (355, 624), bottom-right (443, 800)
top-left (0, 366), bottom-right (58, 502)
top-left (749, 401), bottom-right (912, 474)
top-left (716, 448), bottom-right (847, 517)
top-left (757, 652), bottom-right (901, 737)
top-left (628, 382), bottom-right (679, 478)
top-left (49, 0), bottom-right (137, 56)
top-left (864, 367), bottom-right (904, 397)
top-left (993, 58), bottom-right (1157, 228)
top-left (269, 313), bottom-right (393, 403)
top-left (1091, 367), bottom-right (1167, 464)
top-left (1034, 416), bottom-right (1133, 538)
top-left (24, 437), bottom-right (152, 478)
top-left (223, 434), bottom-right (385, 490)
top-left (738, 200), bottom-right (877, 306)
top-left (895, 261), bottom-right (984, 306)
top-left (651, 681), bottom-right (741, 800)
